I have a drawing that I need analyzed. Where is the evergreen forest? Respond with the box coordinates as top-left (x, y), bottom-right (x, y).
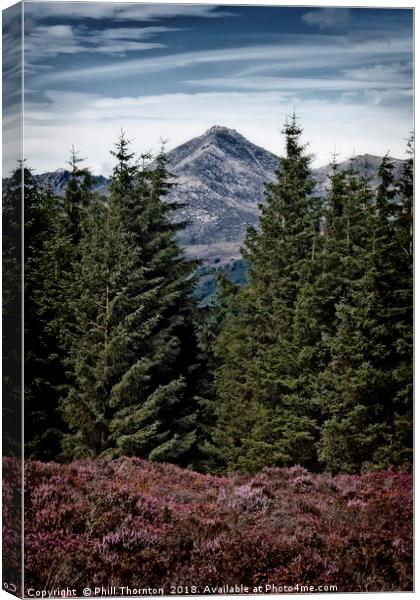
top-left (2, 115), bottom-right (414, 594)
top-left (4, 116), bottom-right (413, 476)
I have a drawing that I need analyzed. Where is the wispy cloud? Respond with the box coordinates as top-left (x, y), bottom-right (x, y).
top-left (3, 5), bottom-right (22, 82)
top-left (14, 4), bottom-right (412, 179)
top-left (26, 2), bottom-right (237, 22)
top-left (24, 24), bottom-right (182, 58)
top-left (364, 88), bottom-right (413, 106)
top-left (343, 62), bottom-right (412, 83)
top-left (302, 8), bottom-right (351, 30)
top-left (23, 89), bottom-right (413, 176)
top-left (184, 75), bottom-right (411, 93)
top-left (36, 34), bottom-right (412, 84)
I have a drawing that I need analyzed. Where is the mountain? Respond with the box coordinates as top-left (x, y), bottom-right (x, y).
top-left (30, 126), bottom-right (404, 265)
top-left (33, 168), bottom-right (109, 197)
top-left (313, 153), bottom-right (405, 195)
top-left (165, 126), bottom-right (280, 264)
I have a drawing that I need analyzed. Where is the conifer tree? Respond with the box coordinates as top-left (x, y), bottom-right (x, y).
top-left (195, 272), bottom-right (240, 473)
top-left (3, 165), bottom-right (23, 457)
top-left (108, 140), bottom-right (202, 465)
top-left (63, 146), bottom-right (92, 241)
top-left (383, 136), bottom-right (413, 468)
top-left (25, 149), bottom-right (95, 460)
top-left (60, 133), bottom-right (153, 458)
top-left (60, 186), bottom-right (129, 457)
top-left (315, 157), bottom-right (383, 473)
top-left (317, 150), bottom-right (412, 472)
top-left (24, 147), bottom-right (97, 459)
top-left (62, 133), bottom-right (203, 465)
top-left (211, 115), bottom-right (322, 472)
top-left (24, 172), bottom-right (65, 459)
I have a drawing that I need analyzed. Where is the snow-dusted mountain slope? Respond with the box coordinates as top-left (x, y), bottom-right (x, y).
top-left (29, 126), bottom-right (404, 265)
top-left (33, 168), bottom-right (109, 197)
top-left (164, 125), bottom-right (278, 264)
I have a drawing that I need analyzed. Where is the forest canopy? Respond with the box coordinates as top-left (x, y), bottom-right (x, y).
top-left (5, 117), bottom-right (411, 475)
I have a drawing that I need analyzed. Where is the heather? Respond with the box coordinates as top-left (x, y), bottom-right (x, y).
top-left (21, 458), bottom-right (412, 594)
top-left (2, 458), bottom-right (22, 595)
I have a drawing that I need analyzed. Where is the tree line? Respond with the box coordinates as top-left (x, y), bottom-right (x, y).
top-left (3, 117), bottom-right (412, 474)
top-left (206, 116), bottom-right (413, 474)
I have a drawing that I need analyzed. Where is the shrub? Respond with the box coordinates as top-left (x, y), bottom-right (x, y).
top-left (19, 458), bottom-right (412, 594)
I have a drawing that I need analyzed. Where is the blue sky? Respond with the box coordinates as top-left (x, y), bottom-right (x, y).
top-left (9, 2), bottom-right (415, 174)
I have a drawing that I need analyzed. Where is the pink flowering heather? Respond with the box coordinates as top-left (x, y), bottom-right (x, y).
top-left (14, 458), bottom-right (412, 594)
top-left (3, 457), bottom-right (22, 596)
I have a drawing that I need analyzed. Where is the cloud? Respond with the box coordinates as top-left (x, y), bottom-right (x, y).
top-left (184, 75), bottom-right (411, 93)
top-left (16, 5), bottom-right (412, 180)
top-left (110, 4), bottom-right (238, 21)
top-left (24, 24), bottom-right (179, 58)
top-left (302, 8), bottom-right (351, 30)
top-left (21, 89), bottom-right (413, 177)
top-left (26, 3), bottom-right (237, 22)
top-left (364, 88), bottom-right (413, 106)
top-left (2, 5), bottom-right (22, 82)
top-left (343, 62), bottom-right (412, 83)
top-left (36, 34), bottom-right (413, 84)
top-left (22, 1), bottom-right (238, 67)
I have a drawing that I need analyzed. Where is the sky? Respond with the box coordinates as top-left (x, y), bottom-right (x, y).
top-left (3, 1), bottom-right (414, 175)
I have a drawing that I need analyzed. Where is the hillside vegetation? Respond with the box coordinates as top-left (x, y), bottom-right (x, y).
top-left (20, 458), bottom-right (412, 594)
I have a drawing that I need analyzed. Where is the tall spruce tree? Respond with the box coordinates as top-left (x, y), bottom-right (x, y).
top-left (61, 134), bottom-right (156, 458)
top-left (383, 136), bottom-right (413, 468)
top-left (315, 157), bottom-right (383, 473)
top-left (52, 149), bottom-right (95, 354)
top-left (3, 165), bottom-right (24, 457)
top-left (24, 171), bottom-right (65, 459)
top-left (196, 272), bottom-right (241, 473)
top-left (24, 147), bottom-right (96, 460)
top-left (62, 133), bottom-right (203, 465)
top-left (108, 140), bottom-right (202, 465)
top-left (211, 115), bottom-right (322, 473)
top-left (62, 146), bottom-right (91, 241)
top-left (60, 186), bottom-right (129, 457)
top-left (317, 150), bottom-right (412, 473)
top-left (366, 152), bottom-right (412, 468)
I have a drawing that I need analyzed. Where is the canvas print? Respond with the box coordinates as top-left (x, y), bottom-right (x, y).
top-left (2, 1), bottom-right (414, 596)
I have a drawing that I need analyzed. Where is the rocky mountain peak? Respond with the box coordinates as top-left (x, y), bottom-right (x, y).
top-left (204, 125), bottom-right (243, 141)
top-left (164, 125), bottom-right (255, 172)
top-left (26, 127), bottom-right (404, 266)
top-left (206, 124), bottom-right (236, 134)
top-left (199, 125), bottom-right (255, 154)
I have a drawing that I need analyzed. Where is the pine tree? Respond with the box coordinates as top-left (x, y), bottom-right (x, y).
top-left (317, 149), bottom-right (412, 473)
top-left (60, 187), bottom-right (128, 457)
top-left (211, 115), bottom-right (322, 473)
top-left (24, 146), bottom-right (97, 460)
top-left (3, 165), bottom-right (23, 457)
top-left (196, 272), bottom-right (241, 473)
top-left (380, 136), bottom-right (413, 468)
top-left (24, 171), bottom-right (66, 459)
top-left (108, 140), bottom-right (202, 465)
top-left (25, 149), bottom-right (95, 460)
top-left (62, 134), bottom-right (203, 465)
top-left (62, 146), bottom-right (92, 241)
top-left (315, 156), bottom-right (384, 473)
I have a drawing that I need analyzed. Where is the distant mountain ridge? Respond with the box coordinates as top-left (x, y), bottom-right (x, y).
top-left (164, 126), bottom-right (278, 264)
top-left (33, 168), bottom-right (109, 197)
top-left (30, 126), bottom-right (404, 265)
